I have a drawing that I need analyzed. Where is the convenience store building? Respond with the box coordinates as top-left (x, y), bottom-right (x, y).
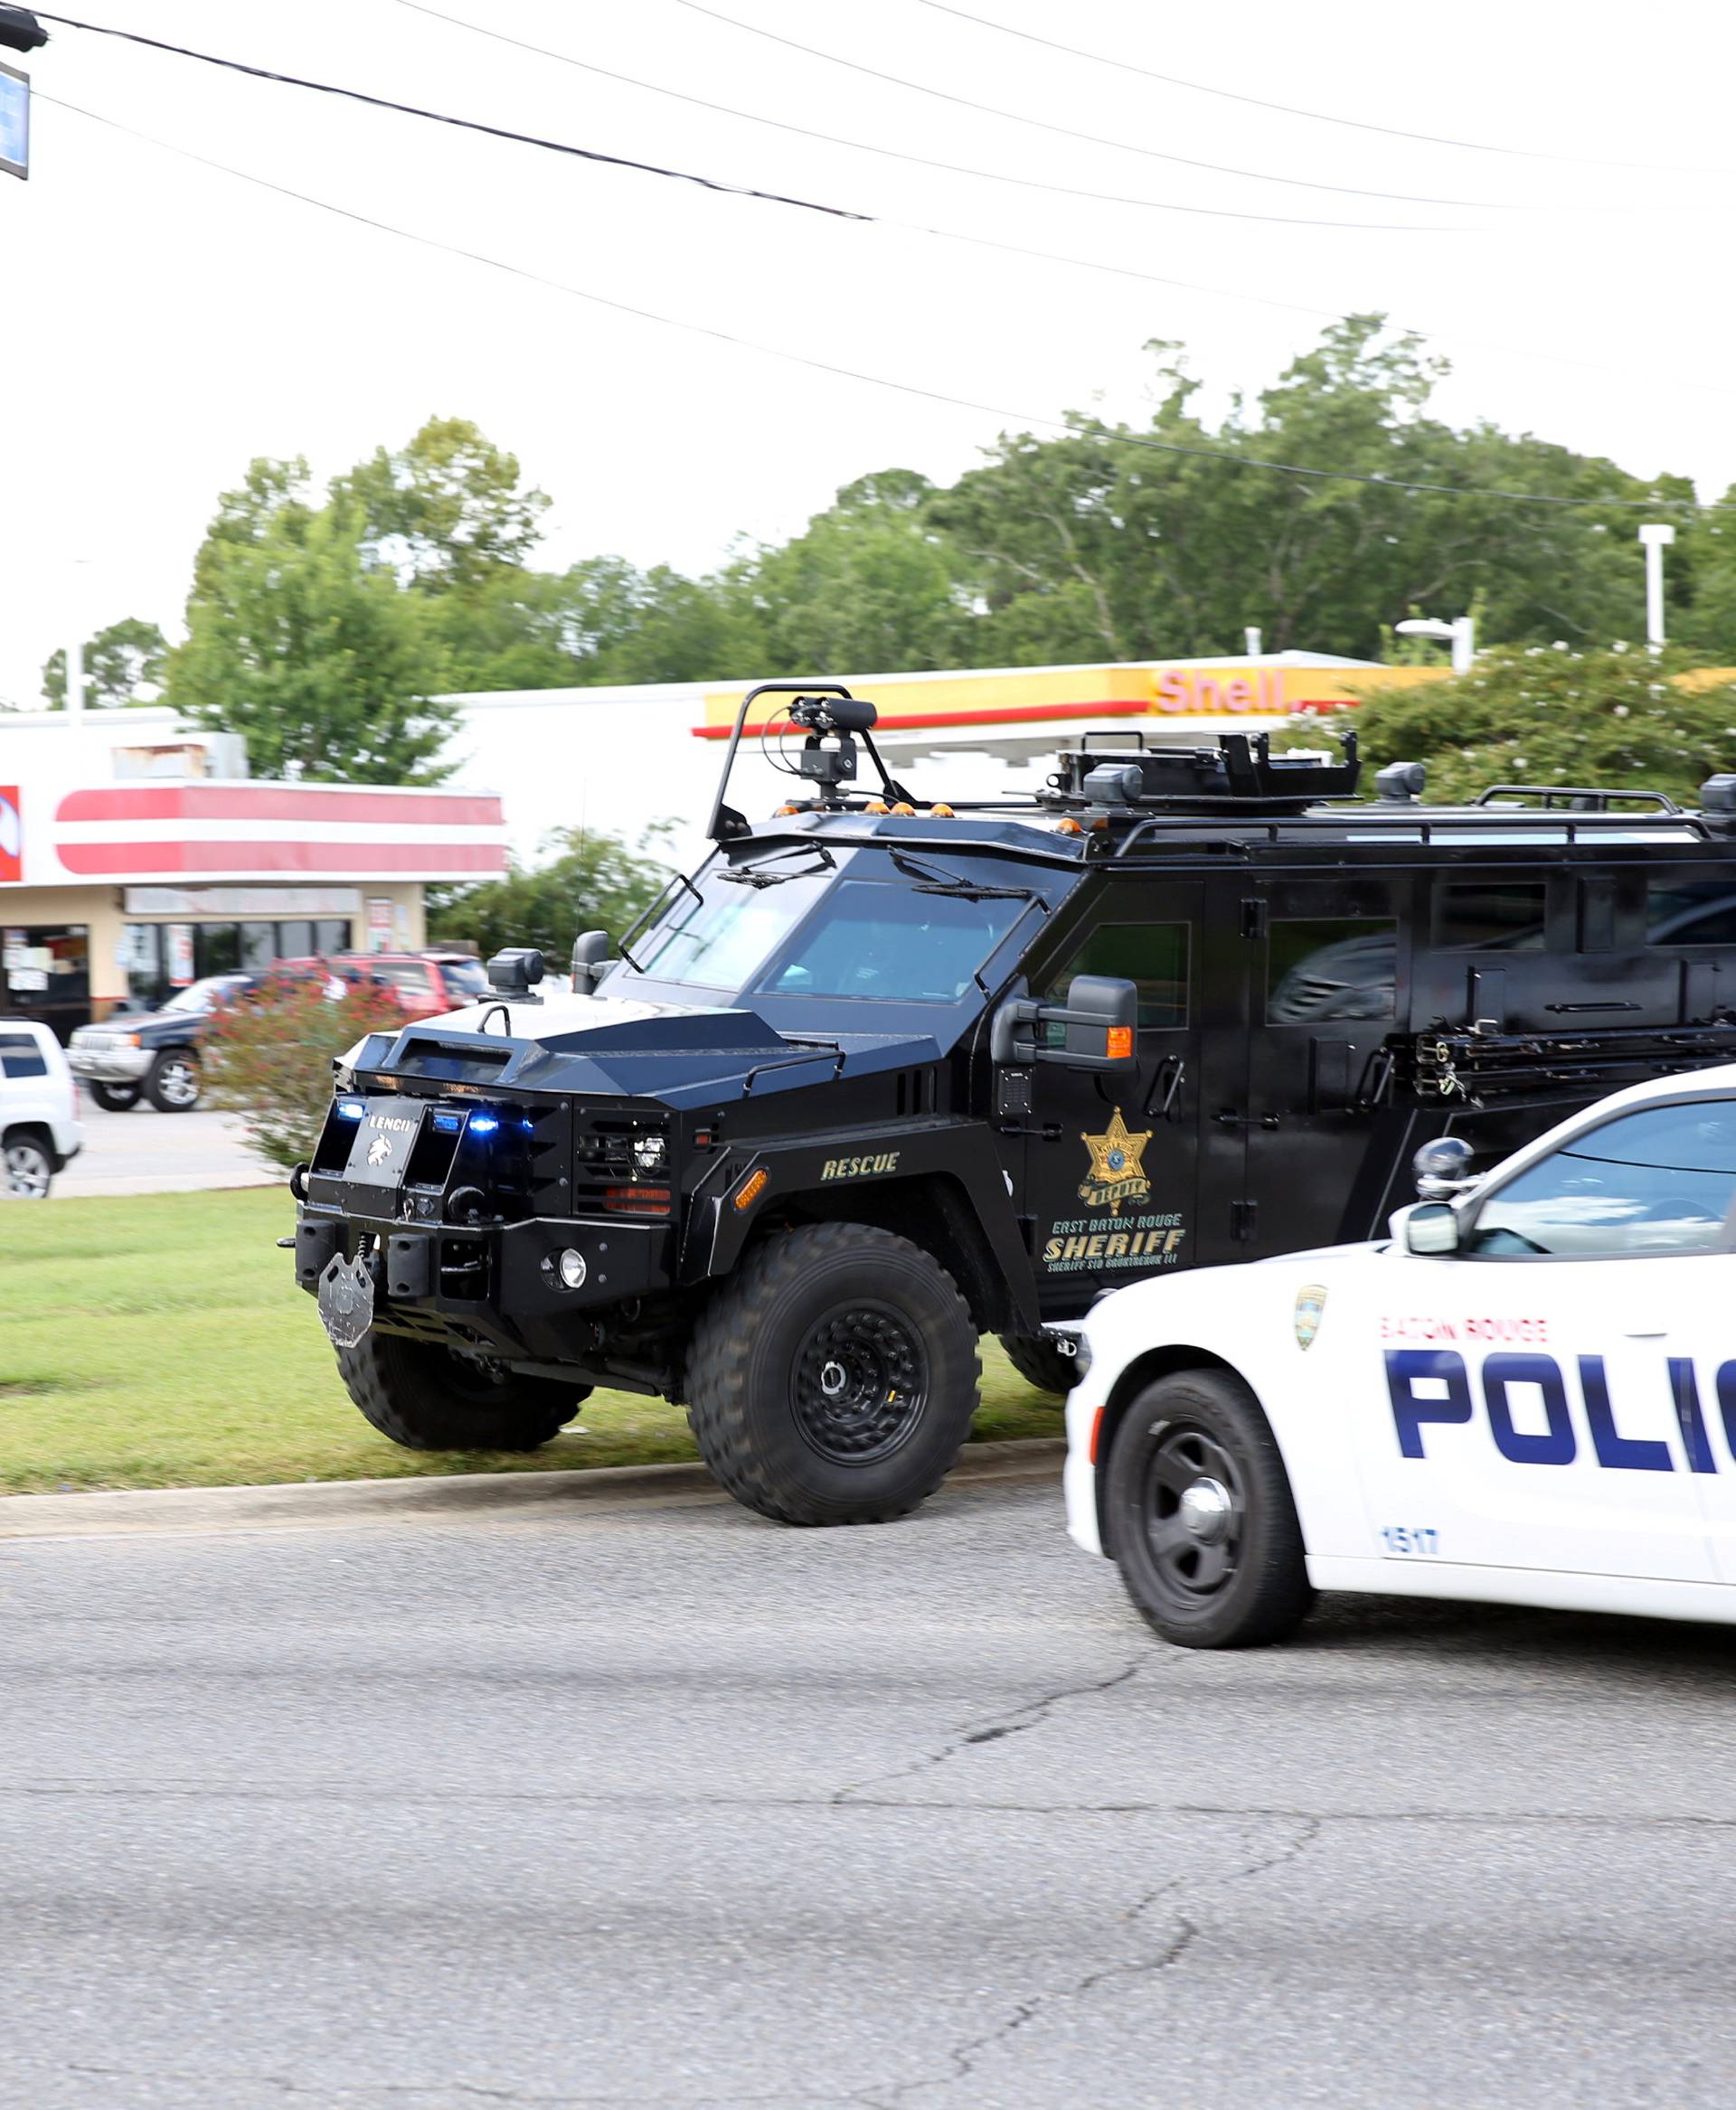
top-left (0, 708), bottom-right (507, 1038)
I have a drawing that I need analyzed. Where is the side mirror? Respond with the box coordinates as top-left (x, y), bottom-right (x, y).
top-left (486, 947), bottom-right (545, 1001)
top-left (571, 928), bottom-right (611, 994)
top-left (990, 974), bottom-right (1138, 1072)
top-left (1404, 1201), bottom-right (1462, 1256)
top-left (1413, 1135), bottom-right (1477, 1201)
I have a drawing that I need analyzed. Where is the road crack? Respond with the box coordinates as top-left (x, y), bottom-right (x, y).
top-left (830, 1654), bottom-right (1147, 1804)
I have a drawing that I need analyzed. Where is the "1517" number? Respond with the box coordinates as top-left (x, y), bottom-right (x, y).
top-left (1379, 1526), bottom-right (1439, 1556)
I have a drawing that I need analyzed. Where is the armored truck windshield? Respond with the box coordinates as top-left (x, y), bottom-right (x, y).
top-left (606, 843), bottom-right (1066, 1015)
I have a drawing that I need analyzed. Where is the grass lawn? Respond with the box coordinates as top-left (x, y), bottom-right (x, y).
top-left (0, 1188), bottom-right (1062, 1495)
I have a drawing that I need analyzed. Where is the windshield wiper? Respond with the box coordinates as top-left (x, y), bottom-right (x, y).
top-left (718, 845), bottom-right (837, 889)
top-left (887, 848), bottom-right (1040, 903)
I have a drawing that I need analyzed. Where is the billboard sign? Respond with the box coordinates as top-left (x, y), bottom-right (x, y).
top-left (0, 62), bottom-right (27, 182)
top-left (0, 787), bottom-right (20, 883)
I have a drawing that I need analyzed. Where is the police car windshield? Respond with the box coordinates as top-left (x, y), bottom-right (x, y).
top-left (619, 862), bottom-right (1027, 1005)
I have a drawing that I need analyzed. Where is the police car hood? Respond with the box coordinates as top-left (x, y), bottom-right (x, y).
top-left (368, 991), bottom-right (942, 1108)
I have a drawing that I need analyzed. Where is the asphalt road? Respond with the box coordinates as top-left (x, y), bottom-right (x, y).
top-left (56, 1101), bottom-right (274, 1199)
top-left (6, 1465), bottom-right (1736, 2109)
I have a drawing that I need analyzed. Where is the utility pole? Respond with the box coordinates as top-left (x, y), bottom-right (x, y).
top-left (1637, 523), bottom-right (1675, 656)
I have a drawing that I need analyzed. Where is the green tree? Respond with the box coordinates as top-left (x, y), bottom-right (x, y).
top-left (168, 465), bottom-right (455, 782)
top-left (1280, 645), bottom-right (1736, 806)
top-left (427, 825), bottom-right (673, 965)
top-left (42, 617), bottom-right (167, 709)
top-left (926, 319), bottom-right (1690, 666)
top-left (334, 416), bottom-right (550, 591)
top-left (734, 472), bottom-right (972, 674)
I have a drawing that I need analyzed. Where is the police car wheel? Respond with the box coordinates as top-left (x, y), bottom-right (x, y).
top-left (1105, 1371), bottom-right (1312, 1650)
top-left (999, 1332), bottom-right (1082, 1396)
top-left (90, 1082), bottom-right (143, 1112)
top-left (146, 1050), bottom-right (200, 1113)
top-left (686, 1223), bottom-right (980, 1527)
top-left (335, 1331), bottom-right (589, 1452)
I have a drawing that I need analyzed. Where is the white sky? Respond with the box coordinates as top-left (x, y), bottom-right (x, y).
top-left (2, 0), bottom-right (1733, 709)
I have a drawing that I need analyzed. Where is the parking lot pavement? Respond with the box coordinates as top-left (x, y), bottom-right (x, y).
top-left (55, 1099), bottom-right (277, 1199)
top-left (6, 1472), bottom-right (1736, 2109)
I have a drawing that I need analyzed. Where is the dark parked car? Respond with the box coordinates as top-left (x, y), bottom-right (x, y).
top-left (67, 960), bottom-right (341, 1112)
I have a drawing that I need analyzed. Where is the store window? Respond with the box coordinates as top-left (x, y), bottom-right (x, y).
top-left (1, 926), bottom-right (90, 1022)
top-left (194, 924), bottom-right (241, 977)
top-left (240, 922), bottom-right (278, 971)
top-left (315, 918), bottom-right (352, 954)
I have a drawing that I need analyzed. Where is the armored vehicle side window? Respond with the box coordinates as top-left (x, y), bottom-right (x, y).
top-left (1434, 883), bottom-right (1546, 951)
top-left (1268, 919), bottom-right (1397, 1024)
top-left (762, 881), bottom-right (1025, 1004)
top-left (1039, 923), bottom-right (1188, 1028)
top-left (1647, 881), bottom-right (1736, 947)
top-left (1468, 1101), bottom-right (1736, 1258)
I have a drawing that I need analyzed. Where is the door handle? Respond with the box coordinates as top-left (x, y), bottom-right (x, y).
top-left (1215, 1110), bottom-right (1282, 1130)
top-left (1147, 1056), bottom-right (1186, 1121)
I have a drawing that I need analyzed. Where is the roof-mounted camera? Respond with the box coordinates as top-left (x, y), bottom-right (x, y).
top-left (788, 692), bottom-right (877, 795)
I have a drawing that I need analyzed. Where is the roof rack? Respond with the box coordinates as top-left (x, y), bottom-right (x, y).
top-left (1046, 730), bottom-right (1361, 814)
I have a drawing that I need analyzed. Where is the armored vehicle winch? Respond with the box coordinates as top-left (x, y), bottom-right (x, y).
top-left (291, 683), bottom-right (1736, 1525)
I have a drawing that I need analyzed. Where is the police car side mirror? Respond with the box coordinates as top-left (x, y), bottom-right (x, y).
top-left (990, 974), bottom-right (1138, 1072)
top-left (1404, 1201), bottom-right (1462, 1256)
top-left (571, 929), bottom-right (610, 994)
top-left (1413, 1135), bottom-right (1477, 1200)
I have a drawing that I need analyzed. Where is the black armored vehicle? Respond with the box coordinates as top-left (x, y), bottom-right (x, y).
top-left (292, 683), bottom-right (1736, 1524)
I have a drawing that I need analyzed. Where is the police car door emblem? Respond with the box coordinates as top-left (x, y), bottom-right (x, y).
top-left (1294, 1284), bottom-right (1328, 1350)
top-left (1079, 1108), bottom-right (1153, 1216)
top-left (367, 1134), bottom-right (393, 1168)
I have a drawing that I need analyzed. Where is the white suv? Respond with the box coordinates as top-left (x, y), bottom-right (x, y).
top-left (1, 1022), bottom-right (83, 1199)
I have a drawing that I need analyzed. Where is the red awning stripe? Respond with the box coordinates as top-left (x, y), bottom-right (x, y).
top-left (56, 841), bottom-right (507, 877)
top-left (56, 787), bottom-right (504, 826)
top-left (690, 697), bottom-right (1150, 739)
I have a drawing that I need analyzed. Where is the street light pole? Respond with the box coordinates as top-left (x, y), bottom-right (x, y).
top-left (1394, 614), bottom-right (1476, 674)
top-left (1637, 523), bottom-right (1675, 657)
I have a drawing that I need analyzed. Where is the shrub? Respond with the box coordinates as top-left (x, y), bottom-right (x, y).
top-left (1278, 645), bottom-right (1736, 808)
top-left (204, 973), bottom-right (402, 1171)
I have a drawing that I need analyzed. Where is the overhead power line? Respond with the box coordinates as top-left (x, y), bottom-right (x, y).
top-left (34, 5), bottom-right (1472, 234)
top-left (29, 10), bottom-right (870, 219)
top-left (41, 93), bottom-right (1714, 516)
top-left (916, 0), bottom-right (1731, 178)
top-left (397, 0), bottom-right (1491, 212)
top-left (389, 0), bottom-right (1733, 402)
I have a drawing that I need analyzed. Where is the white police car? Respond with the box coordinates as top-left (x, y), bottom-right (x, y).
top-left (1063, 1065), bottom-right (1736, 1648)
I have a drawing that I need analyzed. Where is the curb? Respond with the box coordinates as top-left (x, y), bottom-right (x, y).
top-left (0, 1438), bottom-right (1066, 1540)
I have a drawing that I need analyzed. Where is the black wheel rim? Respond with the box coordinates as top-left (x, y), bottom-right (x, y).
top-left (791, 1302), bottom-right (929, 1465)
top-left (1138, 1421), bottom-right (1246, 1615)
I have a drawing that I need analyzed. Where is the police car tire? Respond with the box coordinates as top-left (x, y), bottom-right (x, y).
top-left (685, 1223), bottom-right (981, 1527)
top-left (90, 1082), bottom-right (143, 1112)
top-left (1106, 1370), bottom-right (1313, 1650)
top-left (998, 1332), bottom-right (1081, 1396)
top-left (335, 1332), bottom-right (587, 1453)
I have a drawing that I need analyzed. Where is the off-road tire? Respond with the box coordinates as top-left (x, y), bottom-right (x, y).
top-left (336, 1331), bottom-right (587, 1452)
top-left (1105, 1368), bottom-right (1313, 1650)
top-left (686, 1222), bottom-right (981, 1527)
top-left (145, 1049), bottom-right (201, 1113)
top-left (90, 1082), bottom-right (143, 1113)
top-left (999, 1330), bottom-right (1082, 1396)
